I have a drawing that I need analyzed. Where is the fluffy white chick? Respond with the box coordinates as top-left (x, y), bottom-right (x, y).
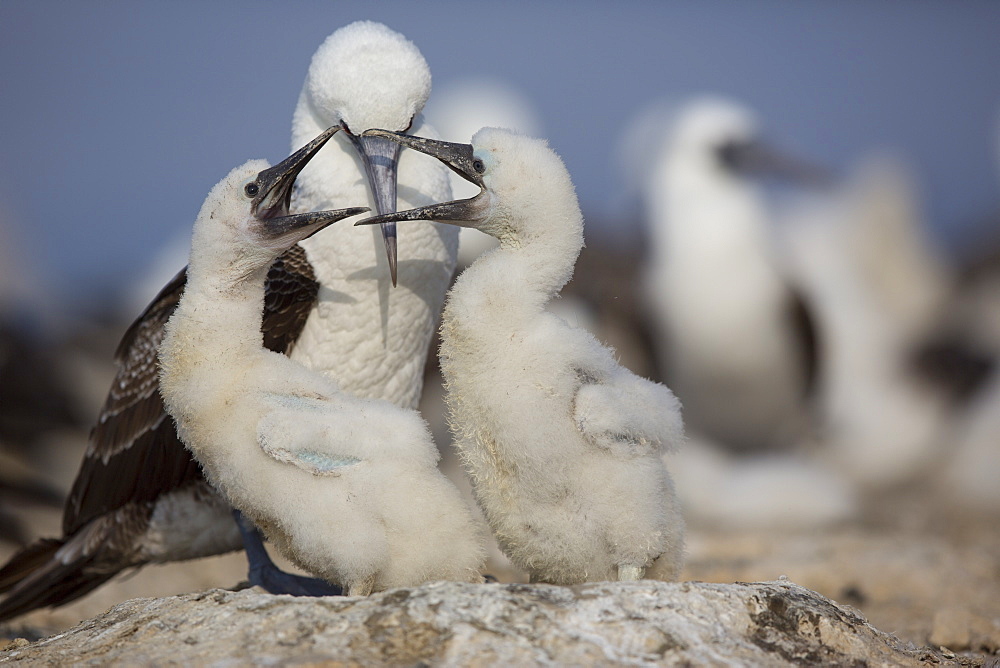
top-left (0, 21), bottom-right (463, 621)
top-left (359, 128), bottom-right (686, 584)
top-left (158, 128), bottom-right (484, 596)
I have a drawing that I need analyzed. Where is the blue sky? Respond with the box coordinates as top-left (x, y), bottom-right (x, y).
top-left (1, 1), bottom-right (999, 308)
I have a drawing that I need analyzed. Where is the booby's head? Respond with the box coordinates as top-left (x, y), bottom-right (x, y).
top-left (299, 21), bottom-right (433, 285)
top-left (192, 127), bottom-right (367, 277)
top-left (668, 97), bottom-right (828, 186)
top-left (356, 128), bottom-right (582, 253)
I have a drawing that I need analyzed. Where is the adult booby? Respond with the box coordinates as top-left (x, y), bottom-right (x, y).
top-left (0, 21), bottom-right (457, 620)
top-left (639, 97), bottom-right (822, 452)
top-left (157, 127), bottom-right (483, 596)
top-left (782, 157), bottom-right (962, 486)
top-left (359, 128), bottom-right (686, 584)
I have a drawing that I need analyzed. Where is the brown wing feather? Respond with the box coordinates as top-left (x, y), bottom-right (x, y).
top-left (0, 247), bottom-right (320, 619)
top-left (64, 270), bottom-right (194, 534)
top-left (262, 244), bottom-right (319, 354)
top-left (0, 505), bottom-right (152, 622)
top-left (0, 246), bottom-right (319, 621)
top-left (65, 248), bottom-right (318, 534)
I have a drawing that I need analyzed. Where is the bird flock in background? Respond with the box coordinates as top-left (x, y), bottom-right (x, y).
top-left (1, 19), bottom-right (999, 622)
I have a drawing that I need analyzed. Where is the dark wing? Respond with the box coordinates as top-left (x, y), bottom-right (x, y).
top-left (909, 336), bottom-right (995, 404)
top-left (262, 244), bottom-right (319, 354)
top-left (786, 286), bottom-right (821, 401)
top-left (0, 246), bottom-right (319, 619)
top-left (64, 269), bottom-right (196, 534)
top-left (65, 247), bottom-right (319, 533)
top-left (0, 505), bottom-right (153, 623)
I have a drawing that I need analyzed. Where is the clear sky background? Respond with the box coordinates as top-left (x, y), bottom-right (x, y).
top-left (1, 1), bottom-right (999, 311)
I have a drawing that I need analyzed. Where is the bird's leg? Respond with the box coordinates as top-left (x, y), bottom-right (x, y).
top-left (617, 564), bottom-right (645, 581)
top-left (346, 573), bottom-right (376, 597)
top-left (233, 509), bottom-right (342, 597)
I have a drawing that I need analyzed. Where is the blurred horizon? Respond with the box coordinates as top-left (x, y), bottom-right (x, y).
top-left (1, 0), bottom-right (999, 316)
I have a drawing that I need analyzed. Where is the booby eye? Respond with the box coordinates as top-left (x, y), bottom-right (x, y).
top-left (244, 182), bottom-right (260, 198)
top-left (472, 159), bottom-right (485, 174)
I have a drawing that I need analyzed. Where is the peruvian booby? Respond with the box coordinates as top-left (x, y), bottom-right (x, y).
top-left (782, 156), bottom-right (964, 487)
top-left (637, 97), bottom-right (823, 453)
top-left (157, 127), bottom-right (484, 596)
top-left (359, 128), bottom-right (686, 584)
top-left (0, 20), bottom-right (457, 620)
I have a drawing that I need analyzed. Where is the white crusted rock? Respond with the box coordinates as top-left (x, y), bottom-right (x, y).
top-left (0, 580), bottom-right (956, 666)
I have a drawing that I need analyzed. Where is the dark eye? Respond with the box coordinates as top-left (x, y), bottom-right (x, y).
top-left (472, 159), bottom-right (485, 174)
top-left (244, 182), bottom-right (260, 198)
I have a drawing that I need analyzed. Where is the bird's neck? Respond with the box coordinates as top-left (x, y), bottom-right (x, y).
top-left (652, 161), bottom-right (771, 264)
top-left (452, 192), bottom-right (584, 316)
top-left (170, 249), bottom-right (271, 362)
top-left (158, 245), bottom-right (271, 452)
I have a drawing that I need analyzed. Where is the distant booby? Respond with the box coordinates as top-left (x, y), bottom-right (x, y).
top-left (157, 127), bottom-right (484, 596)
top-left (782, 156), bottom-right (963, 486)
top-left (638, 97), bottom-right (823, 452)
top-left (359, 128), bottom-right (686, 584)
top-left (0, 21), bottom-right (457, 620)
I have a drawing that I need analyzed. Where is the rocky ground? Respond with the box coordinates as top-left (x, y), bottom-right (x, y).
top-left (1, 470), bottom-right (998, 664)
top-left (1, 340), bottom-right (998, 664)
top-left (0, 580), bottom-right (973, 666)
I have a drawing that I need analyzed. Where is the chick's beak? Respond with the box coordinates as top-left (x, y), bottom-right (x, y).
top-left (353, 129), bottom-right (488, 230)
top-left (259, 206), bottom-right (370, 251)
top-left (253, 125), bottom-right (339, 220)
top-left (344, 130), bottom-right (403, 286)
top-left (364, 129), bottom-right (485, 188)
top-left (253, 126), bottom-right (369, 250)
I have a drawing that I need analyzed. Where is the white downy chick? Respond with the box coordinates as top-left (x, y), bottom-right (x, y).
top-left (0, 21), bottom-right (464, 621)
top-left (359, 128), bottom-right (686, 584)
top-left (158, 128), bottom-right (484, 596)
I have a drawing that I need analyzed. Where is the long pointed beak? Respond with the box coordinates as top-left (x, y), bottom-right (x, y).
top-left (363, 129), bottom-right (486, 189)
top-left (354, 195), bottom-right (486, 230)
top-left (354, 129), bottom-right (489, 231)
top-left (718, 139), bottom-right (832, 186)
top-left (345, 131), bottom-right (403, 286)
top-left (259, 206), bottom-right (370, 251)
top-left (251, 126), bottom-right (368, 251)
top-left (254, 125), bottom-right (340, 220)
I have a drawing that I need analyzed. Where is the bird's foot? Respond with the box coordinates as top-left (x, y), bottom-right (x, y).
top-left (247, 563), bottom-right (343, 597)
top-left (617, 564), bottom-right (644, 581)
top-left (346, 573), bottom-right (376, 597)
top-left (233, 509), bottom-right (342, 597)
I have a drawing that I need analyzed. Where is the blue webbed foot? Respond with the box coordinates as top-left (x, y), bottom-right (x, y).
top-left (233, 509), bottom-right (343, 597)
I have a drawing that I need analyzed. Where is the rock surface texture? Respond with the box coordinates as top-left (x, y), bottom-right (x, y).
top-left (0, 580), bottom-right (968, 666)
